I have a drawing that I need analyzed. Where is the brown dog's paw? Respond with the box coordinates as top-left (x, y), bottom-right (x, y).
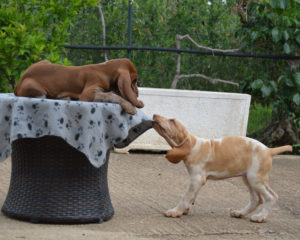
top-left (136, 100), bottom-right (144, 108)
top-left (121, 102), bottom-right (137, 115)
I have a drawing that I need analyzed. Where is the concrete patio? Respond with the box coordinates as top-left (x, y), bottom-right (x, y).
top-left (0, 152), bottom-right (299, 240)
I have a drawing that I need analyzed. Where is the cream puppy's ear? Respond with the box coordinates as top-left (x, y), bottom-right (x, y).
top-left (166, 138), bottom-right (191, 164)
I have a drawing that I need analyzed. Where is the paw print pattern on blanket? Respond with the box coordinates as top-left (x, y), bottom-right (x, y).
top-left (0, 94), bottom-right (152, 167)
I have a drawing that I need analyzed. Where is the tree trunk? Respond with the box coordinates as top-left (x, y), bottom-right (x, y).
top-left (251, 117), bottom-right (299, 152)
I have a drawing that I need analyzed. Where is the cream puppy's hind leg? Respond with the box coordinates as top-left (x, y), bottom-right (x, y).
top-left (250, 184), bottom-right (277, 223)
top-left (165, 171), bottom-right (206, 218)
top-left (266, 185), bottom-right (279, 202)
top-left (247, 156), bottom-right (277, 223)
top-left (230, 175), bottom-right (263, 218)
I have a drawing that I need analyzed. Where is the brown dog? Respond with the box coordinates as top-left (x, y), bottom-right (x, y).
top-left (153, 114), bottom-right (292, 223)
top-left (14, 58), bottom-right (144, 114)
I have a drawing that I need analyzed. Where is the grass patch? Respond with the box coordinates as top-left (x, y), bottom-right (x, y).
top-left (247, 103), bottom-right (272, 136)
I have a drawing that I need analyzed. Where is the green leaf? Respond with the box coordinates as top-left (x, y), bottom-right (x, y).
top-left (283, 30), bottom-right (289, 41)
top-left (5, 67), bottom-right (11, 76)
top-left (261, 84), bottom-right (272, 98)
top-left (278, 75), bottom-right (287, 85)
top-left (296, 34), bottom-right (300, 44)
top-left (292, 93), bottom-right (300, 105)
top-left (270, 0), bottom-right (277, 8)
top-left (251, 31), bottom-right (259, 41)
top-left (251, 79), bottom-right (264, 90)
top-left (270, 81), bottom-right (278, 92)
top-left (272, 28), bottom-right (280, 42)
top-left (241, 40), bottom-right (248, 50)
top-left (285, 78), bottom-right (294, 87)
top-left (293, 72), bottom-right (300, 87)
top-left (283, 42), bottom-right (291, 54)
top-left (279, 0), bottom-right (287, 9)
top-left (270, 0), bottom-right (291, 9)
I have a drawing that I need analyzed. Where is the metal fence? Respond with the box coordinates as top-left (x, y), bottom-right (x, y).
top-left (62, 1), bottom-right (299, 91)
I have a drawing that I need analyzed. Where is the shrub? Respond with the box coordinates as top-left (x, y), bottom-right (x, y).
top-left (0, 0), bottom-right (98, 92)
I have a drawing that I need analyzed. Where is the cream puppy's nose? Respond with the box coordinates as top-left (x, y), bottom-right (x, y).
top-left (152, 114), bottom-right (163, 121)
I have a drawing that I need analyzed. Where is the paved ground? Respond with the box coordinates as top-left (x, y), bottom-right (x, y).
top-left (0, 153), bottom-right (299, 240)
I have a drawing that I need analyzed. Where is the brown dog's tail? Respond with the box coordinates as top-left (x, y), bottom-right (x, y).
top-left (269, 145), bottom-right (293, 156)
top-left (14, 82), bottom-right (21, 95)
top-left (14, 72), bottom-right (26, 96)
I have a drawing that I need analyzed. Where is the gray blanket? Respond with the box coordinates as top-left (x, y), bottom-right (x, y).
top-left (0, 94), bottom-right (152, 167)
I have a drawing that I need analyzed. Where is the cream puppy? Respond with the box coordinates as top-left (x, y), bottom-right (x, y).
top-left (152, 114), bottom-right (293, 223)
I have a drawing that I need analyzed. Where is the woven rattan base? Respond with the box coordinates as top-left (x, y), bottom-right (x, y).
top-left (1, 136), bottom-right (114, 223)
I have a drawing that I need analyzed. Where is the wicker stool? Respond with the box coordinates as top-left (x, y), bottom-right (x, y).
top-left (1, 136), bottom-right (114, 223)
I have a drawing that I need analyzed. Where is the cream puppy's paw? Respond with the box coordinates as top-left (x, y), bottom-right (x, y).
top-left (230, 209), bottom-right (245, 218)
top-left (250, 214), bottom-right (266, 223)
top-left (164, 208), bottom-right (184, 218)
top-left (183, 208), bottom-right (190, 215)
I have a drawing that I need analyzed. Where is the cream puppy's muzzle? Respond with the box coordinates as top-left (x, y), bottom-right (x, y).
top-left (153, 114), bottom-right (195, 164)
top-left (152, 114), bottom-right (184, 147)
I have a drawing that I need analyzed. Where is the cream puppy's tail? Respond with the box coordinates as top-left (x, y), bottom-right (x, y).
top-left (269, 145), bottom-right (293, 156)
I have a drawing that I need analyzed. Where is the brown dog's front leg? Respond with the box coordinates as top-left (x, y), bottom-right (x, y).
top-left (80, 87), bottom-right (137, 115)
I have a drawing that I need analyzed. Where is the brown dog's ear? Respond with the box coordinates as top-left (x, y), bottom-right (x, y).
top-left (117, 70), bottom-right (143, 108)
top-left (166, 138), bottom-right (191, 164)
